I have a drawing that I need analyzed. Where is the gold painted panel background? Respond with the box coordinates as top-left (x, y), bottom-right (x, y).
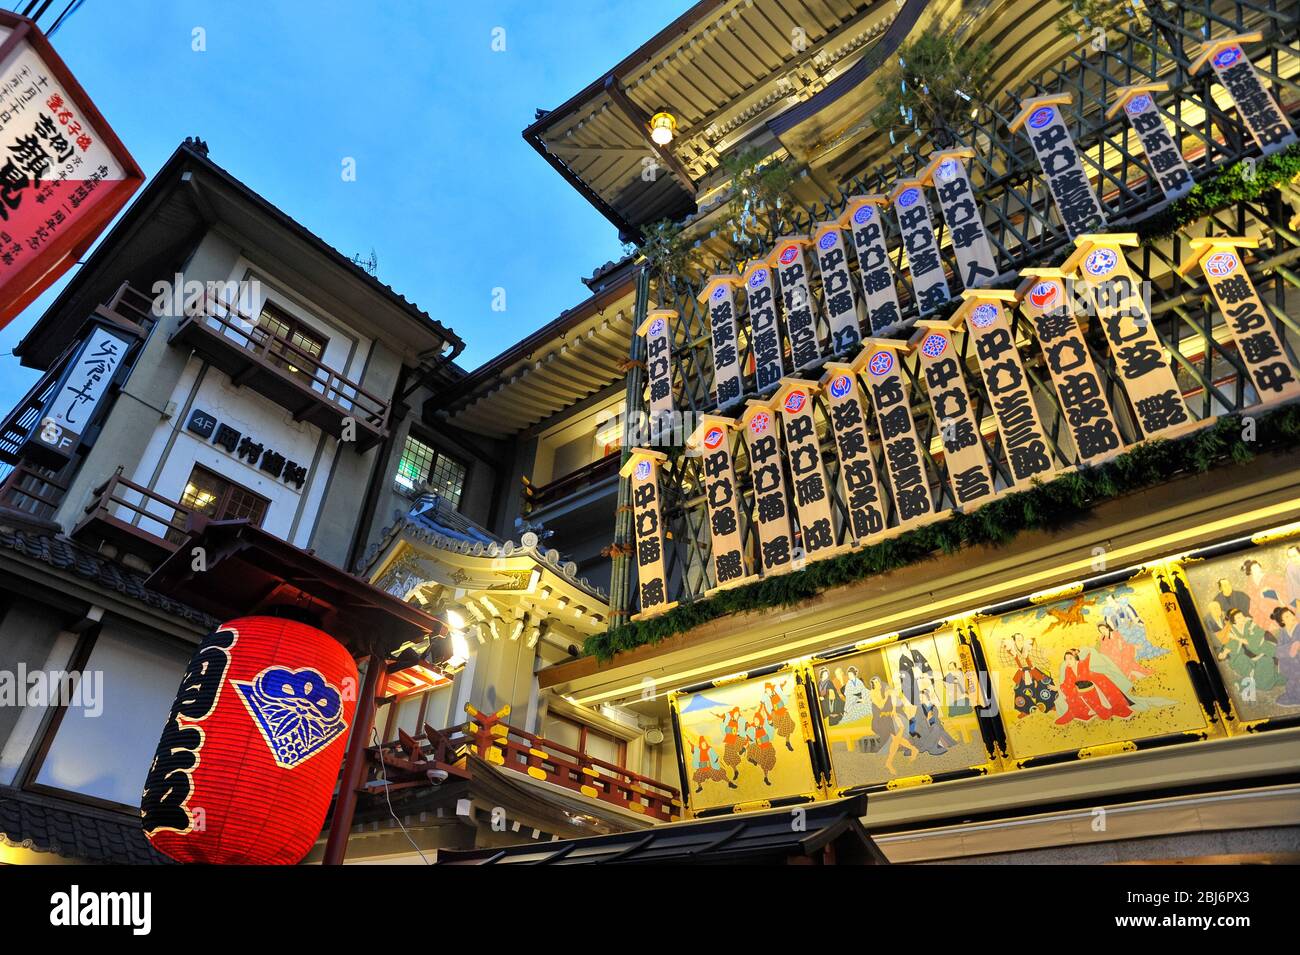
top-left (1182, 537), bottom-right (1300, 723)
top-left (816, 628), bottom-right (986, 789)
top-left (977, 576), bottom-right (1207, 761)
top-left (673, 670), bottom-right (818, 813)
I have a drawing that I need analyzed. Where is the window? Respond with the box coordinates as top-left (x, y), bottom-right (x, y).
top-left (532, 400), bottom-right (623, 487)
top-left (0, 595), bottom-right (78, 787)
top-left (393, 434), bottom-right (467, 508)
top-left (178, 465), bottom-right (270, 525)
top-left (542, 713), bottom-right (625, 768)
top-left (31, 621), bottom-right (192, 808)
top-left (255, 300), bottom-right (327, 384)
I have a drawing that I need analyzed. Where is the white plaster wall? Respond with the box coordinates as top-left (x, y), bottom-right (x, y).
top-left (232, 257), bottom-right (376, 414)
top-left (115, 264), bottom-right (385, 548)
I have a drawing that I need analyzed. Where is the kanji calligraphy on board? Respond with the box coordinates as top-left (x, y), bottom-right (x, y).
top-left (0, 13), bottom-right (144, 324)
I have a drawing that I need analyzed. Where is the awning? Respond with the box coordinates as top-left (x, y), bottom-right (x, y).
top-left (434, 794), bottom-right (885, 864)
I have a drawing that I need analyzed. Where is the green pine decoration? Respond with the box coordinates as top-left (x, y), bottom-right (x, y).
top-left (588, 403), bottom-right (1300, 660)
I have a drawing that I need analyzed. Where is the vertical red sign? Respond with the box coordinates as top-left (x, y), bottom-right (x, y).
top-left (0, 12), bottom-right (144, 326)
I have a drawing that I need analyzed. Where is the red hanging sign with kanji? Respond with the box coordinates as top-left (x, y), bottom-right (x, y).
top-left (0, 13), bottom-right (144, 326)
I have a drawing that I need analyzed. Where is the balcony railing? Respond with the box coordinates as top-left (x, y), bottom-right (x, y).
top-left (71, 466), bottom-right (194, 561)
top-left (369, 715), bottom-right (682, 823)
top-left (0, 461), bottom-right (70, 524)
top-left (527, 453), bottom-right (620, 512)
top-left (171, 292), bottom-right (391, 451)
top-left (609, 0), bottom-right (1300, 620)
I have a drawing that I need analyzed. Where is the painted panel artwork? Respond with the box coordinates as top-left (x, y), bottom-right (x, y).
top-left (977, 577), bottom-right (1208, 761)
top-left (815, 628), bottom-right (987, 789)
top-left (673, 670), bottom-right (818, 813)
top-left (1182, 536), bottom-right (1300, 723)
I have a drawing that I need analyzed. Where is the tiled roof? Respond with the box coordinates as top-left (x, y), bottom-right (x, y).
top-left (436, 794), bottom-right (882, 865)
top-left (17, 138), bottom-right (463, 367)
top-left (0, 525), bottom-right (218, 629)
top-left (365, 494), bottom-right (607, 601)
top-left (0, 788), bottom-right (169, 865)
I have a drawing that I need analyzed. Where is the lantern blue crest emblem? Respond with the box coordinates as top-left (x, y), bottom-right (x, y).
top-left (749, 269), bottom-right (767, 288)
top-left (854, 205), bottom-right (874, 224)
top-left (868, 351), bottom-right (894, 377)
top-left (829, 375), bottom-right (852, 398)
top-left (818, 231), bottom-right (837, 250)
top-left (936, 158), bottom-right (959, 182)
top-left (1084, 248), bottom-right (1117, 276)
top-left (1126, 94), bottom-right (1152, 115)
top-left (1213, 46), bottom-right (1241, 69)
top-left (649, 318), bottom-right (666, 337)
top-left (234, 666), bottom-right (347, 770)
top-left (1028, 106), bottom-right (1054, 129)
top-left (711, 285), bottom-right (726, 301)
top-left (971, 303), bottom-right (999, 328)
top-left (898, 187), bottom-right (920, 208)
top-left (921, 333), bottom-right (947, 357)
top-left (635, 460), bottom-right (652, 481)
top-left (1205, 252), bottom-right (1237, 277)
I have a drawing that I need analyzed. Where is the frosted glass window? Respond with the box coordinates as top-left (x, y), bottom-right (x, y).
top-left (0, 598), bottom-right (77, 786)
top-left (35, 623), bottom-right (190, 807)
top-left (543, 715), bottom-right (582, 752)
top-left (584, 732), bottom-right (620, 767)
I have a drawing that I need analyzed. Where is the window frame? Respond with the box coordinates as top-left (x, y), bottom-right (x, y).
top-left (393, 432), bottom-right (469, 510)
top-left (254, 298), bottom-right (329, 383)
top-left (542, 713), bottom-right (627, 769)
top-left (179, 463), bottom-right (272, 526)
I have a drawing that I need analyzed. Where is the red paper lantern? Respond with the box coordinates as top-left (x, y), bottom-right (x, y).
top-left (141, 616), bottom-right (359, 864)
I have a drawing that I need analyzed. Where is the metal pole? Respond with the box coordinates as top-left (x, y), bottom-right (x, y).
top-left (322, 654), bottom-right (387, 865)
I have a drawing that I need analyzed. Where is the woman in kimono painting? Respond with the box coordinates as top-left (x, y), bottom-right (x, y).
top-left (1101, 592), bottom-right (1168, 662)
top-left (839, 666), bottom-right (873, 724)
top-left (744, 704), bottom-right (778, 785)
top-left (1242, 559), bottom-right (1292, 633)
top-left (898, 649), bottom-right (955, 755)
top-left (868, 676), bottom-right (917, 776)
top-left (1269, 606), bottom-right (1300, 706)
top-left (944, 662), bottom-right (974, 717)
top-left (1095, 621), bottom-right (1151, 681)
top-left (1054, 647), bottom-right (1134, 724)
top-left (1000, 633), bottom-right (1058, 717)
top-left (818, 667), bottom-right (843, 724)
top-left (763, 681), bottom-right (796, 751)
top-left (1218, 607), bottom-right (1282, 692)
top-left (1053, 646), bottom-right (1174, 726)
top-left (911, 689), bottom-right (958, 755)
top-left (1284, 546), bottom-right (1300, 609)
top-left (690, 736), bottom-right (734, 793)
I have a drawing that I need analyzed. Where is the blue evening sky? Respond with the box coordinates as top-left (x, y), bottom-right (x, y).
top-left (0, 0), bottom-right (693, 408)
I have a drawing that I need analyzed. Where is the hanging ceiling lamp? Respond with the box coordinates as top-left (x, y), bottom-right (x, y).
top-left (650, 110), bottom-right (677, 145)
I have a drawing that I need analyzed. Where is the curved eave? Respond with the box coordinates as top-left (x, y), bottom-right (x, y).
top-left (525, 0), bottom-right (902, 233)
top-left (433, 283), bottom-right (637, 438)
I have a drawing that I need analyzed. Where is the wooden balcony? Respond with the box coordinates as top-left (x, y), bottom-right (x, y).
top-left (369, 709), bottom-right (682, 823)
top-left (527, 452), bottom-right (619, 512)
top-left (0, 461), bottom-right (70, 526)
top-left (170, 293), bottom-right (390, 452)
top-left (71, 467), bottom-right (194, 563)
